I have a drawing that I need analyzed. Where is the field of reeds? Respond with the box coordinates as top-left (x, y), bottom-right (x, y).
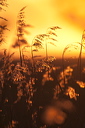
top-left (1, 1), bottom-right (85, 128)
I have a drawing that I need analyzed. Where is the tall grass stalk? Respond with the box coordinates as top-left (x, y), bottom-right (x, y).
top-left (16, 6), bottom-right (30, 66)
top-left (16, 7), bottom-right (26, 66)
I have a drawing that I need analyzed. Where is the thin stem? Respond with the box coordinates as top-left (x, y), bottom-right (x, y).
top-left (62, 52), bottom-right (66, 87)
top-left (18, 35), bottom-right (22, 67)
top-left (46, 40), bottom-right (48, 61)
top-left (31, 45), bottom-right (34, 73)
top-left (78, 32), bottom-right (84, 80)
top-left (45, 38), bottom-right (50, 78)
top-left (19, 44), bottom-right (22, 66)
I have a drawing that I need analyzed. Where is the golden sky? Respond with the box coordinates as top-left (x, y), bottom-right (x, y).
top-left (1, 0), bottom-right (85, 58)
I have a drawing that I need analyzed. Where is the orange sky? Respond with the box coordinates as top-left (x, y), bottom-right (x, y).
top-left (0, 0), bottom-right (85, 59)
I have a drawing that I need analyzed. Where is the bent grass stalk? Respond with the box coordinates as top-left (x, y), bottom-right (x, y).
top-left (62, 42), bottom-right (79, 87)
top-left (78, 30), bottom-right (85, 80)
top-left (31, 34), bottom-right (44, 73)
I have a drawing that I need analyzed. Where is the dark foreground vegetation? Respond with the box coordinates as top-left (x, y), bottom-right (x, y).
top-left (0, 54), bottom-right (85, 128)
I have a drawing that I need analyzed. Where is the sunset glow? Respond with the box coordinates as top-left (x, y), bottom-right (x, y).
top-left (0, 0), bottom-right (85, 58)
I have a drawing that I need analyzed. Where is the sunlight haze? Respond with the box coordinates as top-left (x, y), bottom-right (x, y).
top-left (0, 0), bottom-right (85, 58)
